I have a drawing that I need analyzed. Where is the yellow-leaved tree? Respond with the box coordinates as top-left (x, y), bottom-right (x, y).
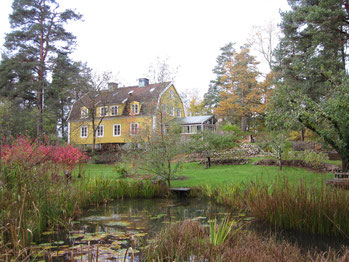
top-left (215, 45), bottom-right (265, 131)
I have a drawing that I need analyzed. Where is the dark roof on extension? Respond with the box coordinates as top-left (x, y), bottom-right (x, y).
top-left (68, 82), bottom-right (171, 121)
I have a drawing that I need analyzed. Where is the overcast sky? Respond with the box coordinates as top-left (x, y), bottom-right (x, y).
top-left (0, 0), bottom-right (289, 96)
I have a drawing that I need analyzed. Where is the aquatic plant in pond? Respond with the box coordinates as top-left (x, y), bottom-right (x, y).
top-left (209, 216), bottom-right (245, 246)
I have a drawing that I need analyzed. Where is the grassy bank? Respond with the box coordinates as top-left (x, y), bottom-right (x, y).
top-left (81, 159), bottom-right (332, 188)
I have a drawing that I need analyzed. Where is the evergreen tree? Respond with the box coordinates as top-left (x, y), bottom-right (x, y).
top-left (46, 53), bottom-right (90, 139)
top-left (2, 0), bottom-right (81, 137)
top-left (269, 0), bottom-right (349, 171)
top-left (273, 0), bottom-right (348, 98)
top-left (204, 42), bottom-right (235, 110)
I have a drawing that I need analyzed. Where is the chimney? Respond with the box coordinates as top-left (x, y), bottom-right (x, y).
top-left (138, 78), bottom-right (149, 87)
top-left (108, 82), bottom-right (118, 91)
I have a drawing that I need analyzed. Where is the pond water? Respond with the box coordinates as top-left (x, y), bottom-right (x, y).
top-left (33, 198), bottom-right (348, 261)
top-left (33, 198), bottom-right (232, 261)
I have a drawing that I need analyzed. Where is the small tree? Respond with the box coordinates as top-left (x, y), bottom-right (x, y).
top-left (188, 131), bottom-right (237, 168)
top-left (258, 131), bottom-right (291, 171)
top-left (126, 124), bottom-right (184, 187)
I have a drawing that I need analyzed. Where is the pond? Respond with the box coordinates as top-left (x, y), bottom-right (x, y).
top-left (33, 198), bottom-right (232, 261)
top-left (33, 198), bottom-right (348, 261)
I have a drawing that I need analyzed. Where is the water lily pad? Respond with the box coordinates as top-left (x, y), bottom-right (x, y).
top-left (192, 216), bottom-right (206, 220)
top-left (104, 221), bottom-right (131, 227)
top-left (42, 231), bottom-right (56, 235)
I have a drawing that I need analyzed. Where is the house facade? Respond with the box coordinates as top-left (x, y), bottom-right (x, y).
top-left (68, 79), bottom-right (185, 148)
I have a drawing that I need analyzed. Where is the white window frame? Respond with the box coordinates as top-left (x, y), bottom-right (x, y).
top-left (100, 106), bottom-right (108, 117)
top-left (177, 108), bottom-right (181, 117)
top-left (131, 104), bottom-right (139, 114)
top-left (80, 126), bottom-right (88, 138)
top-left (130, 123), bottom-right (139, 136)
top-left (110, 105), bottom-right (118, 116)
top-left (170, 106), bottom-right (174, 117)
top-left (81, 108), bottom-right (88, 118)
top-left (113, 124), bottom-right (121, 136)
top-left (96, 125), bottom-right (104, 137)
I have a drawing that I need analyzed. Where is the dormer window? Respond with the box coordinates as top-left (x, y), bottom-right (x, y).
top-left (100, 106), bottom-right (108, 117)
top-left (131, 104), bottom-right (139, 114)
top-left (110, 105), bottom-right (118, 116)
top-left (81, 108), bottom-right (88, 118)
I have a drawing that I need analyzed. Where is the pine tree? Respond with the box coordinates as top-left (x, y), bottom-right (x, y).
top-left (2, 0), bottom-right (81, 137)
top-left (204, 42), bottom-right (235, 110)
top-left (269, 0), bottom-right (349, 171)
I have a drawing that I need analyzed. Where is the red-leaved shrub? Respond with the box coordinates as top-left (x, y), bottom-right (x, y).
top-left (1, 136), bottom-right (89, 176)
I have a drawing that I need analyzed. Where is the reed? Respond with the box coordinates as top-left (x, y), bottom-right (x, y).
top-left (201, 176), bottom-right (349, 237)
top-left (145, 219), bottom-right (349, 262)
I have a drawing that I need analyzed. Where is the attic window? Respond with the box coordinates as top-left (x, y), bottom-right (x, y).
top-left (81, 108), bottom-right (88, 118)
top-left (131, 104), bottom-right (139, 114)
top-left (149, 88), bottom-right (155, 92)
top-left (128, 90), bottom-right (134, 95)
top-left (122, 98), bottom-right (128, 103)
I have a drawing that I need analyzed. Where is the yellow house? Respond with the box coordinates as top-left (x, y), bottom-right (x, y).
top-left (67, 79), bottom-right (185, 149)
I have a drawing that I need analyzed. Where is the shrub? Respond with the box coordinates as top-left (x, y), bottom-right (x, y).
top-left (1, 136), bottom-right (89, 176)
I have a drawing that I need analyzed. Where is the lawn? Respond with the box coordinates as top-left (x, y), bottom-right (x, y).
top-left (80, 158), bottom-right (333, 188)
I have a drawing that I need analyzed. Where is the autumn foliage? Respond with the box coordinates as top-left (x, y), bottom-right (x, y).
top-left (214, 46), bottom-right (267, 131)
top-left (0, 136), bottom-right (89, 175)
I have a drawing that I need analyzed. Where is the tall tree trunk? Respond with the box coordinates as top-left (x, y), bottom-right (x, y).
top-left (342, 156), bottom-right (349, 172)
top-left (241, 116), bottom-right (247, 132)
top-left (36, 88), bottom-right (43, 137)
top-left (301, 129), bottom-right (305, 142)
top-left (167, 160), bottom-right (171, 187)
top-left (61, 102), bottom-right (65, 138)
top-left (92, 118), bottom-right (96, 155)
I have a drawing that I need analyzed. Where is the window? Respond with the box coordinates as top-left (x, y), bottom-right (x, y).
top-left (170, 106), bottom-right (174, 116)
top-left (97, 125), bottom-right (104, 137)
top-left (130, 123), bottom-right (139, 135)
top-left (113, 124), bottom-right (121, 136)
top-left (176, 108), bottom-right (181, 117)
top-left (131, 104), bottom-right (139, 114)
top-left (110, 105), bottom-right (118, 116)
top-left (81, 126), bottom-right (88, 138)
top-left (81, 108), bottom-right (88, 118)
top-left (170, 90), bottom-right (174, 99)
top-left (100, 106), bottom-right (108, 116)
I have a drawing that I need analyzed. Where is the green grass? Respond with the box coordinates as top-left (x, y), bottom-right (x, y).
top-left (80, 158), bottom-right (333, 188)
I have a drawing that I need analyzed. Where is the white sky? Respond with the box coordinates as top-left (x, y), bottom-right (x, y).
top-left (0, 0), bottom-right (289, 96)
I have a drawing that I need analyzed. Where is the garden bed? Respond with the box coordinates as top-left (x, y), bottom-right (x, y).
top-left (199, 158), bottom-right (250, 166)
top-left (253, 159), bottom-right (340, 173)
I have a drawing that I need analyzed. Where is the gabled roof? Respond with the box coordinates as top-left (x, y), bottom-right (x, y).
top-left (68, 82), bottom-right (172, 121)
top-left (167, 115), bottom-right (216, 125)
